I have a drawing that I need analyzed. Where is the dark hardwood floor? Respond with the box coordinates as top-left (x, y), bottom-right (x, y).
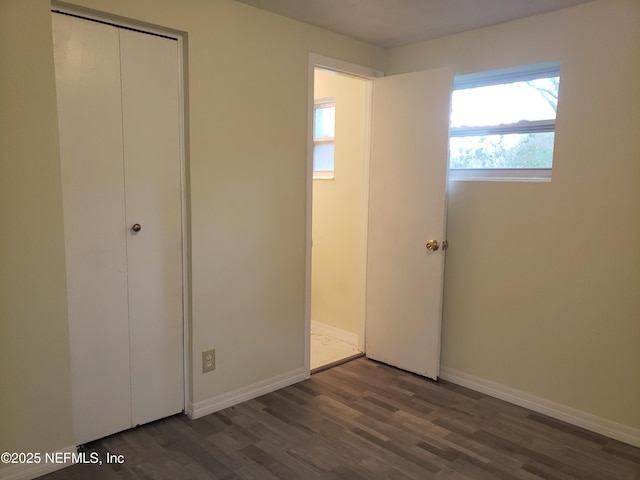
top-left (43, 358), bottom-right (640, 479)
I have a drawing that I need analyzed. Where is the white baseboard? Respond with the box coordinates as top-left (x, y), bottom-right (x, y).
top-left (0, 445), bottom-right (77, 480)
top-left (311, 321), bottom-right (358, 345)
top-left (440, 367), bottom-right (640, 448)
top-left (187, 367), bottom-right (307, 419)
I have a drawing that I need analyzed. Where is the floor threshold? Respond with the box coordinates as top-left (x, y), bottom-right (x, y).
top-left (311, 352), bottom-right (364, 374)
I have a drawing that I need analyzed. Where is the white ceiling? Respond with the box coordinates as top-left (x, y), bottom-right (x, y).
top-left (233, 0), bottom-right (595, 48)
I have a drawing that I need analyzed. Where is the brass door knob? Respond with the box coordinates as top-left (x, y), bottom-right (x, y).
top-left (426, 240), bottom-right (439, 251)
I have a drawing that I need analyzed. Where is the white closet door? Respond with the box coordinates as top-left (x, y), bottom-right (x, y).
top-left (53, 12), bottom-right (184, 445)
top-left (53, 13), bottom-right (132, 444)
top-left (119, 29), bottom-right (184, 426)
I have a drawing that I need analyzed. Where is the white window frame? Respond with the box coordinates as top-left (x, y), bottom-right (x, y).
top-left (313, 98), bottom-right (336, 179)
top-left (449, 61), bottom-right (560, 182)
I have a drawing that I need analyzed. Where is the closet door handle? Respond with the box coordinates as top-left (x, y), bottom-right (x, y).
top-left (131, 223), bottom-right (142, 233)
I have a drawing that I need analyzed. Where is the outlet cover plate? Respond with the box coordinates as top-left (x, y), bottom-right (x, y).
top-left (202, 349), bottom-right (215, 373)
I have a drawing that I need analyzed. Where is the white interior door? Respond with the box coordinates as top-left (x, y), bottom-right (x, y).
top-left (54, 13), bottom-right (132, 443)
top-left (366, 68), bottom-right (453, 380)
top-left (119, 28), bottom-right (184, 428)
top-left (53, 12), bottom-right (183, 445)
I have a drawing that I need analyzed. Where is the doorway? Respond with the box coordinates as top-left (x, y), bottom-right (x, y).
top-left (307, 57), bottom-right (380, 372)
top-left (306, 55), bottom-right (452, 380)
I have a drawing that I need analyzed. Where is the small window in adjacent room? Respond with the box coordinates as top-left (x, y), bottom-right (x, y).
top-left (313, 98), bottom-right (335, 179)
top-left (449, 62), bottom-right (560, 181)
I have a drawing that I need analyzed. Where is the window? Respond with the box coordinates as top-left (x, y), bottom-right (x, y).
top-left (449, 62), bottom-right (560, 181)
top-left (313, 98), bottom-right (335, 179)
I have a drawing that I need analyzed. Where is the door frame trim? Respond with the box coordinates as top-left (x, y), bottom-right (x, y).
top-left (305, 54), bottom-right (383, 375)
top-left (52, 2), bottom-right (191, 414)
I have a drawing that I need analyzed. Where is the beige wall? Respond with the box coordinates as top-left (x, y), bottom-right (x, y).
top-left (2, 0), bottom-right (638, 468)
top-left (387, 0), bottom-right (640, 429)
top-left (0, 0), bottom-right (75, 456)
top-left (58, 0), bottom-right (384, 404)
top-left (0, 0), bottom-right (385, 463)
top-left (312, 70), bottom-right (367, 335)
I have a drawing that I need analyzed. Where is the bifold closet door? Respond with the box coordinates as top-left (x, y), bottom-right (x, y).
top-left (119, 28), bottom-right (184, 428)
top-left (53, 12), bottom-right (183, 445)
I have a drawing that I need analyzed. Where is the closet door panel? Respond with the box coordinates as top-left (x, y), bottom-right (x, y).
top-left (119, 29), bottom-right (184, 425)
top-left (52, 13), bottom-right (132, 445)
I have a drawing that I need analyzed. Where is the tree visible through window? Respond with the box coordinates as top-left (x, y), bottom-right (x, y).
top-left (449, 63), bottom-right (560, 179)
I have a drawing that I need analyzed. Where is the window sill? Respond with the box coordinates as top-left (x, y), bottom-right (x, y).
top-left (449, 168), bottom-right (551, 182)
top-left (313, 171), bottom-right (334, 180)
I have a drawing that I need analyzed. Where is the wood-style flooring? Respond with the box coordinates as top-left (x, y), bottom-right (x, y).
top-left (42, 358), bottom-right (640, 479)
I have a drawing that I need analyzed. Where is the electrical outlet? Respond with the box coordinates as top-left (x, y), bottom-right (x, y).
top-left (202, 349), bottom-right (215, 373)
